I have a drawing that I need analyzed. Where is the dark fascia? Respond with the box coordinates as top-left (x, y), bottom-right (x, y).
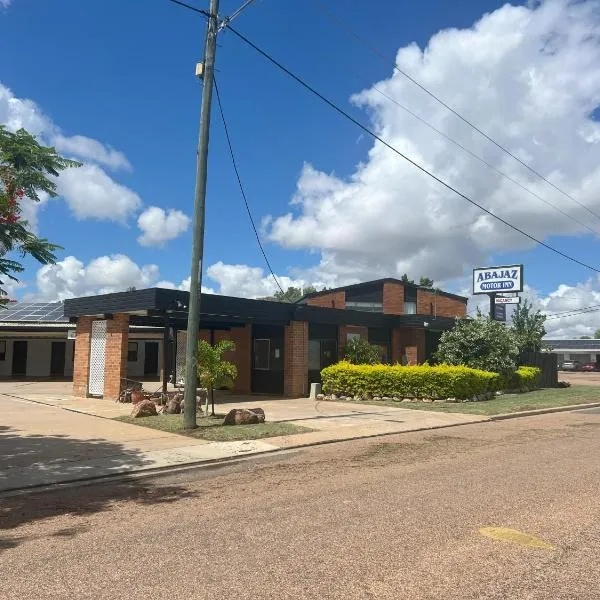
top-left (298, 278), bottom-right (468, 303)
top-left (63, 288), bottom-right (459, 331)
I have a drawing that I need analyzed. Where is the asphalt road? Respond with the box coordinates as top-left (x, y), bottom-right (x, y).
top-left (2, 409), bottom-right (600, 599)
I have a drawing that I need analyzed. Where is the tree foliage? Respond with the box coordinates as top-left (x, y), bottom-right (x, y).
top-left (0, 126), bottom-right (81, 300)
top-left (342, 337), bottom-right (382, 365)
top-left (435, 316), bottom-right (519, 375)
top-left (511, 299), bottom-right (547, 352)
top-left (197, 340), bottom-right (238, 415)
top-left (595, 329), bottom-right (600, 339)
top-left (419, 277), bottom-right (435, 288)
top-left (274, 285), bottom-right (317, 303)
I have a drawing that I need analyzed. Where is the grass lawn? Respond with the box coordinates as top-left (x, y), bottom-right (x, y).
top-left (330, 386), bottom-right (600, 416)
top-left (114, 413), bottom-right (312, 442)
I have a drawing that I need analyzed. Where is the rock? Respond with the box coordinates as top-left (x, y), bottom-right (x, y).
top-left (373, 396), bottom-right (381, 401)
top-left (131, 399), bottom-right (157, 418)
top-left (131, 389), bottom-right (145, 405)
top-left (434, 398), bottom-right (446, 403)
top-left (246, 407), bottom-right (266, 422)
top-left (495, 390), bottom-right (503, 396)
top-left (316, 394), bottom-right (325, 400)
top-left (446, 397), bottom-right (457, 403)
top-left (223, 408), bottom-right (265, 426)
top-left (421, 398), bottom-right (433, 403)
top-left (165, 397), bottom-right (181, 414)
top-left (354, 395), bottom-right (361, 401)
top-left (331, 394), bottom-right (338, 400)
top-left (402, 398), bottom-right (412, 403)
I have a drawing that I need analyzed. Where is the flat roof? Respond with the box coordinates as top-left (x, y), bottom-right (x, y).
top-left (545, 339), bottom-right (600, 351)
top-left (299, 278), bottom-right (468, 303)
top-left (62, 288), bottom-right (458, 332)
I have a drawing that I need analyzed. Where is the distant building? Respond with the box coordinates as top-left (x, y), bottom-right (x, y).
top-left (545, 339), bottom-right (600, 367)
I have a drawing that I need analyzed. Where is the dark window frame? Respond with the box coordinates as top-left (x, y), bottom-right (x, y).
top-left (127, 341), bottom-right (138, 362)
top-left (0, 340), bottom-right (5, 361)
top-left (253, 338), bottom-right (271, 371)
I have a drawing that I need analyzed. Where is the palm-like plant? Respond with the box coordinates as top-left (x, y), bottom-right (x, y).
top-left (197, 340), bottom-right (238, 416)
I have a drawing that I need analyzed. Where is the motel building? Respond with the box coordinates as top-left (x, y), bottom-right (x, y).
top-left (0, 278), bottom-right (467, 399)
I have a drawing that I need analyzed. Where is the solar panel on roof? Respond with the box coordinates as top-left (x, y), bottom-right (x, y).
top-left (1, 302), bottom-right (68, 322)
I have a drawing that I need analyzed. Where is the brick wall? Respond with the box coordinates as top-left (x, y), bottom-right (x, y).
top-left (72, 316), bottom-right (93, 397)
top-left (305, 291), bottom-right (346, 309)
top-left (417, 289), bottom-right (467, 317)
top-left (338, 325), bottom-right (369, 355)
top-left (215, 326), bottom-right (252, 394)
top-left (104, 314), bottom-right (129, 400)
top-left (284, 321), bottom-right (308, 397)
top-left (391, 327), bottom-right (426, 365)
top-left (383, 282), bottom-right (405, 315)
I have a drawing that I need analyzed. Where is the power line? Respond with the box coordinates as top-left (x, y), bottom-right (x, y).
top-left (222, 23), bottom-right (600, 275)
top-left (544, 305), bottom-right (600, 320)
top-left (307, 0), bottom-right (600, 224)
top-left (168, 0), bottom-right (209, 17)
top-left (213, 77), bottom-right (285, 294)
top-left (325, 58), bottom-right (600, 237)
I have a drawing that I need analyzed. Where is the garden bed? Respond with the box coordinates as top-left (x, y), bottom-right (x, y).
top-left (322, 386), bottom-right (600, 416)
top-left (114, 414), bottom-right (312, 442)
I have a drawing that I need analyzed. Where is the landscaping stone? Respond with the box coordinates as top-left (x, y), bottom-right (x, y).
top-left (446, 397), bottom-right (458, 403)
top-left (402, 398), bottom-right (412, 403)
top-left (165, 397), bottom-right (181, 414)
top-left (131, 399), bottom-right (157, 418)
top-left (223, 408), bottom-right (265, 426)
top-left (316, 394), bottom-right (325, 400)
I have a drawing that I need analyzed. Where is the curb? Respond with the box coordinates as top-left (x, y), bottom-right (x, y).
top-left (489, 402), bottom-right (600, 421)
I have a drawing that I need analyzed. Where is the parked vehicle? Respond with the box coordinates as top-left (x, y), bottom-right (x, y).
top-left (561, 360), bottom-right (582, 371)
top-left (581, 363), bottom-right (598, 372)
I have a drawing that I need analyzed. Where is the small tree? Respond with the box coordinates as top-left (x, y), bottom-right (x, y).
top-left (274, 285), bottom-right (317, 303)
top-left (400, 273), bottom-right (415, 285)
top-left (435, 316), bottom-right (519, 375)
top-left (595, 329), bottom-right (600, 339)
top-left (342, 337), bottom-right (381, 365)
top-left (419, 277), bottom-right (434, 288)
top-left (0, 126), bottom-right (81, 300)
top-left (197, 340), bottom-right (237, 416)
top-left (511, 299), bottom-right (547, 353)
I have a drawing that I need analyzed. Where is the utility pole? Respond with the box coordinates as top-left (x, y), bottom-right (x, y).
top-left (489, 293), bottom-right (496, 321)
top-left (183, 0), bottom-right (220, 429)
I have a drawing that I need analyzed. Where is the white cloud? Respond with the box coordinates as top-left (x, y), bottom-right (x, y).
top-left (30, 254), bottom-right (160, 301)
top-left (267, 0), bottom-right (600, 286)
top-left (155, 276), bottom-right (215, 294)
top-left (53, 134), bottom-right (131, 171)
top-left (205, 261), bottom-right (309, 298)
top-left (137, 206), bottom-right (190, 247)
top-left (0, 1), bottom-right (12, 8)
top-left (0, 82), bottom-right (140, 223)
top-left (57, 164), bottom-right (142, 222)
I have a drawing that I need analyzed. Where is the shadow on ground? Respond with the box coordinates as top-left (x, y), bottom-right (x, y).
top-left (0, 425), bottom-right (197, 549)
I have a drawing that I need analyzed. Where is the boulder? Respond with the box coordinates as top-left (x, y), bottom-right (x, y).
top-left (131, 399), bottom-right (157, 418)
top-left (165, 397), bottom-right (181, 414)
top-left (130, 389), bottom-right (145, 404)
top-left (223, 408), bottom-right (265, 426)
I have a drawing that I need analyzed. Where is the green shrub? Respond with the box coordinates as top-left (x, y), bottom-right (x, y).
top-left (342, 337), bottom-right (381, 365)
top-left (321, 361), bottom-right (501, 400)
top-left (502, 366), bottom-right (541, 391)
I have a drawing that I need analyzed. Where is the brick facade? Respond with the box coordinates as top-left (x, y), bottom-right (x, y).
top-left (215, 326), bottom-right (252, 394)
top-left (104, 314), bottom-right (129, 400)
top-left (305, 291), bottom-right (346, 309)
top-left (383, 282), bottom-right (405, 315)
top-left (338, 325), bottom-right (369, 354)
top-left (417, 289), bottom-right (467, 318)
top-left (391, 327), bottom-right (427, 365)
top-left (72, 316), bottom-right (93, 397)
top-left (284, 320), bottom-right (308, 397)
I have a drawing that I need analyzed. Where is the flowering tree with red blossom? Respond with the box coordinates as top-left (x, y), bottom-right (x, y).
top-left (0, 126), bottom-right (81, 303)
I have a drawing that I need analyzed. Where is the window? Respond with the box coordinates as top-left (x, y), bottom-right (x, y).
top-left (127, 342), bottom-right (138, 362)
top-left (346, 332), bottom-right (361, 342)
top-left (0, 340), bottom-right (5, 361)
top-left (308, 340), bottom-right (321, 371)
top-left (253, 339), bottom-right (270, 370)
top-left (404, 301), bottom-right (417, 314)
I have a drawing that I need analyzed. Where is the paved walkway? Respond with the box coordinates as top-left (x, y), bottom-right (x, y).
top-left (0, 381), bottom-right (486, 492)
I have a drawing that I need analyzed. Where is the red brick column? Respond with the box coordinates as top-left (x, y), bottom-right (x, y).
top-left (284, 321), bottom-right (308, 398)
top-left (72, 316), bottom-right (93, 397)
top-left (383, 282), bottom-right (405, 315)
top-left (104, 314), bottom-right (129, 400)
top-left (216, 325), bottom-right (252, 394)
top-left (391, 328), bottom-right (403, 364)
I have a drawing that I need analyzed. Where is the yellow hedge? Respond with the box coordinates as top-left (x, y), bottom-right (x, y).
top-left (503, 366), bottom-right (541, 391)
top-left (321, 361), bottom-right (501, 400)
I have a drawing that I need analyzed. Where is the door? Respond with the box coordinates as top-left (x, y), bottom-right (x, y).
top-left (50, 341), bottom-right (66, 376)
top-left (144, 342), bottom-right (159, 375)
top-left (12, 341), bottom-right (27, 375)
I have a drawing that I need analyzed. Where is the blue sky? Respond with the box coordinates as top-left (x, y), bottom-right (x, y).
top-left (2, 0), bottom-right (600, 336)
